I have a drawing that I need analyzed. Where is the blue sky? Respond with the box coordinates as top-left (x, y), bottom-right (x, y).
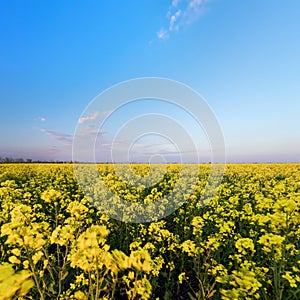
top-left (0, 0), bottom-right (299, 162)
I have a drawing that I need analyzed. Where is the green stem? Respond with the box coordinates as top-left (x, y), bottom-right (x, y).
top-left (25, 246), bottom-right (45, 300)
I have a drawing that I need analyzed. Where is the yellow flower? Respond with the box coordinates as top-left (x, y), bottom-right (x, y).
top-left (8, 256), bottom-right (21, 264)
top-left (178, 272), bottom-right (186, 284)
top-left (11, 248), bottom-right (21, 257)
top-left (181, 240), bottom-right (197, 257)
top-left (282, 271), bottom-right (297, 288)
top-left (0, 263), bottom-right (34, 299)
top-left (32, 251), bottom-right (43, 265)
top-left (235, 238), bottom-right (255, 255)
top-left (129, 249), bottom-right (152, 273)
top-left (128, 271), bottom-right (135, 280)
top-left (41, 188), bottom-right (62, 203)
top-left (74, 290), bottom-right (88, 300)
top-left (258, 233), bottom-right (285, 260)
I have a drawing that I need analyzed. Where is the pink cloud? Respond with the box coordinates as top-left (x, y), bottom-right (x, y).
top-left (40, 129), bottom-right (73, 144)
top-left (78, 111), bottom-right (99, 124)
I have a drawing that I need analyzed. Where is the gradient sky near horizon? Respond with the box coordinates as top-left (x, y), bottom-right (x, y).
top-left (0, 0), bottom-right (300, 163)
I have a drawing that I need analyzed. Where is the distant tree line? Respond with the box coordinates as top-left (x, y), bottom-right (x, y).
top-left (0, 157), bottom-right (72, 164)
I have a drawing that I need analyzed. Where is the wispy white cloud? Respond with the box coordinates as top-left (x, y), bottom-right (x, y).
top-left (172, 0), bottom-right (182, 7)
top-left (78, 111), bottom-right (99, 124)
top-left (169, 10), bottom-right (182, 31)
top-left (157, 28), bottom-right (169, 40)
top-left (158, 0), bottom-right (208, 40)
top-left (34, 116), bottom-right (46, 122)
top-left (189, 0), bottom-right (203, 9)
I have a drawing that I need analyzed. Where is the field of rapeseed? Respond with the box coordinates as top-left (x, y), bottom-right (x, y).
top-left (0, 163), bottom-right (299, 300)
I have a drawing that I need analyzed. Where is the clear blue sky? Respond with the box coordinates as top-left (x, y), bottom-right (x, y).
top-left (0, 0), bottom-right (299, 162)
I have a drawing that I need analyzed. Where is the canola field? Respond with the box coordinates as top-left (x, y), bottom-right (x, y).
top-left (0, 163), bottom-right (299, 300)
